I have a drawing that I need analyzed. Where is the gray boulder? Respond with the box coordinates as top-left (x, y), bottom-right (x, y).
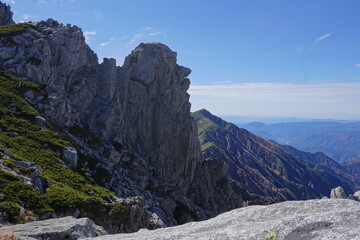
top-left (0, 216), bottom-right (107, 239)
top-left (85, 199), bottom-right (360, 240)
top-left (0, 1), bottom-right (15, 26)
top-left (63, 147), bottom-right (78, 168)
top-left (330, 186), bottom-right (347, 199)
top-left (354, 191), bottom-right (360, 201)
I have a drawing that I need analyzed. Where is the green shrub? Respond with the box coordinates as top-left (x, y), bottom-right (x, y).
top-left (0, 201), bottom-right (20, 223)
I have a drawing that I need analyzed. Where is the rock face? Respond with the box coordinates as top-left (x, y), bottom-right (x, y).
top-left (0, 19), bottom-right (198, 197)
top-left (0, 17), bottom-right (235, 227)
top-left (192, 109), bottom-right (356, 201)
top-left (85, 199), bottom-right (360, 240)
top-left (0, 216), bottom-right (107, 239)
top-left (0, 1), bottom-right (15, 26)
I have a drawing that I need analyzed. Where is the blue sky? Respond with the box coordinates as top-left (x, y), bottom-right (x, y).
top-left (4, 0), bottom-right (360, 120)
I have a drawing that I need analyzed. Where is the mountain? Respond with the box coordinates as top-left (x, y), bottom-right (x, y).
top-left (193, 109), bottom-right (356, 201)
top-left (0, 1), bottom-right (245, 232)
top-left (342, 161), bottom-right (360, 180)
top-left (241, 121), bottom-right (360, 163)
top-left (278, 144), bottom-right (359, 189)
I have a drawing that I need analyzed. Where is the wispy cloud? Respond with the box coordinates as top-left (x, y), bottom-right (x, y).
top-left (313, 33), bottom-right (331, 45)
top-left (355, 63), bottom-right (360, 68)
top-left (189, 82), bottom-right (360, 119)
top-left (20, 14), bottom-right (37, 20)
top-left (4, 0), bottom-right (15, 4)
top-left (83, 31), bottom-right (97, 43)
top-left (128, 27), bottom-right (163, 45)
top-left (99, 37), bottom-right (119, 47)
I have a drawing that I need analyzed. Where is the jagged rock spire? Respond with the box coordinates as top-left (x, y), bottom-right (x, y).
top-left (0, 1), bottom-right (15, 26)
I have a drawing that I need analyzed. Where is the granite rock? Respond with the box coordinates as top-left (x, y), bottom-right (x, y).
top-left (0, 216), bottom-right (107, 239)
top-left (85, 199), bottom-right (360, 240)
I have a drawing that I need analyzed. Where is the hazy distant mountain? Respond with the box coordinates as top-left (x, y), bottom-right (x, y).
top-left (193, 109), bottom-right (356, 202)
top-left (342, 161), bottom-right (360, 180)
top-left (240, 122), bottom-right (360, 163)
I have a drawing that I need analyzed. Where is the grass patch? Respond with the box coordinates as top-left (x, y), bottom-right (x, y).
top-left (0, 69), bottom-right (121, 225)
top-left (0, 23), bottom-right (35, 38)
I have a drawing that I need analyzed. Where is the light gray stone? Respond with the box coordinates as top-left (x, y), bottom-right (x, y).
top-left (63, 146), bottom-right (78, 168)
top-left (86, 199), bottom-right (360, 240)
top-left (354, 191), bottom-right (360, 201)
top-left (330, 186), bottom-right (347, 199)
top-left (0, 216), bottom-right (107, 239)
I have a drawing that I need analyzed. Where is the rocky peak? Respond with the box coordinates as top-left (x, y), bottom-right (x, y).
top-left (0, 1), bottom-right (15, 26)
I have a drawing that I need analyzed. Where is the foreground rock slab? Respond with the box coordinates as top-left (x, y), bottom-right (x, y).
top-left (0, 216), bottom-right (107, 240)
top-left (86, 199), bottom-right (360, 240)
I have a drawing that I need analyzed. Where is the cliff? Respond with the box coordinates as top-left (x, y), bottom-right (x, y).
top-left (0, 1), bottom-right (243, 230)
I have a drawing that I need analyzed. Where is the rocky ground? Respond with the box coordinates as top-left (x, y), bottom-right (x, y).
top-left (85, 199), bottom-right (360, 240)
top-left (2, 198), bottom-right (360, 240)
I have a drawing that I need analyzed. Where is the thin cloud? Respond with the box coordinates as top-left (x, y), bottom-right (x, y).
top-left (313, 33), bottom-right (331, 45)
top-left (355, 63), bottom-right (360, 68)
top-left (4, 0), bottom-right (15, 4)
top-left (83, 31), bottom-right (97, 43)
top-left (20, 14), bottom-right (37, 20)
top-left (189, 82), bottom-right (360, 119)
top-left (99, 37), bottom-right (117, 47)
top-left (128, 27), bottom-right (163, 45)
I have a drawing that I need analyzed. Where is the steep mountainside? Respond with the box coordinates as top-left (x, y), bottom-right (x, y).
top-left (278, 144), bottom-right (359, 189)
top-left (241, 121), bottom-right (360, 163)
top-left (193, 109), bottom-right (356, 201)
top-left (0, 1), bottom-right (245, 231)
top-left (343, 161), bottom-right (360, 179)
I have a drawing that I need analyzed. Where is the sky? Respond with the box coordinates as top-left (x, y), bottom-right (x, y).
top-left (4, 0), bottom-right (360, 121)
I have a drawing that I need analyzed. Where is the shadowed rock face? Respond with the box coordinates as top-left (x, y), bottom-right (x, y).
top-left (0, 1), bottom-right (15, 26)
top-left (84, 199), bottom-right (360, 240)
top-left (0, 19), bottom-right (199, 197)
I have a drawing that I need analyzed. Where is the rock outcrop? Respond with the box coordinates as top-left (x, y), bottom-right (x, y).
top-left (330, 186), bottom-right (347, 199)
top-left (0, 15), bottom-right (239, 228)
top-left (0, 1), bottom-right (15, 26)
top-left (85, 199), bottom-right (360, 240)
top-left (0, 216), bottom-right (107, 239)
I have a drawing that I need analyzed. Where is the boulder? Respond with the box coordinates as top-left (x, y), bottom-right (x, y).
top-left (330, 186), bottom-right (347, 199)
top-left (0, 216), bottom-right (107, 239)
top-left (63, 147), bottom-right (78, 168)
top-left (85, 199), bottom-right (360, 240)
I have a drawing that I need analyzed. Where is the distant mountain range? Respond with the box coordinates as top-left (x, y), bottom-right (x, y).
top-left (193, 109), bottom-right (358, 202)
top-left (240, 121), bottom-right (360, 163)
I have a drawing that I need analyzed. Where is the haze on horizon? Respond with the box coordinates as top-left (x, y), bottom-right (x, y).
top-left (6, 0), bottom-right (360, 121)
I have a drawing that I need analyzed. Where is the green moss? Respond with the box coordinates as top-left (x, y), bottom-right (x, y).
top-left (2, 182), bottom-right (52, 215)
top-left (3, 159), bottom-right (33, 175)
top-left (265, 230), bottom-right (278, 239)
top-left (108, 203), bottom-right (129, 222)
top-left (0, 169), bottom-right (19, 186)
top-left (0, 69), bottom-right (116, 223)
top-left (77, 153), bottom-right (112, 187)
top-left (0, 201), bottom-right (21, 223)
top-left (0, 23), bottom-right (35, 37)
